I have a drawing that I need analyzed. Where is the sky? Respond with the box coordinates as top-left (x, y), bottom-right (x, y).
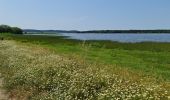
top-left (1, 0), bottom-right (170, 30)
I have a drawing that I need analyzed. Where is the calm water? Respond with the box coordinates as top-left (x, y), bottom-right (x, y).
top-left (61, 33), bottom-right (170, 43)
top-left (26, 33), bottom-right (170, 43)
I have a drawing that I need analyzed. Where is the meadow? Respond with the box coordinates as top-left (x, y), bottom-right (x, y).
top-left (2, 34), bottom-right (170, 80)
top-left (0, 33), bottom-right (170, 99)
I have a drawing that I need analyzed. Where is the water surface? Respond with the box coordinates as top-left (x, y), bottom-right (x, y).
top-left (26, 33), bottom-right (170, 43)
top-left (61, 33), bottom-right (170, 43)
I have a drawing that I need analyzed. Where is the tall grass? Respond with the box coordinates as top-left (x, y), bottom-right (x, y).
top-left (0, 40), bottom-right (169, 99)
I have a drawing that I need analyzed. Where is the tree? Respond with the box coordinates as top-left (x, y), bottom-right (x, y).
top-left (0, 25), bottom-right (12, 33)
top-left (0, 25), bottom-right (23, 34)
top-left (12, 27), bottom-right (23, 34)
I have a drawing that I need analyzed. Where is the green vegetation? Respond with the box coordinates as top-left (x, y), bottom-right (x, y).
top-left (0, 25), bottom-right (23, 34)
top-left (0, 34), bottom-right (170, 99)
top-left (2, 34), bottom-right (170, 80)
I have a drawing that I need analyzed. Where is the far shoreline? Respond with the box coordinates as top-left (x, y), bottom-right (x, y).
top-left (23, 29), bottom-right (170, 34)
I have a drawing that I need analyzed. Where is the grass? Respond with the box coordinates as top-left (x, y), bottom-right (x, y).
top-left (1, 34), bottom-right (170, 81)
top-left (0, 40), bottom-right (169, 99)
top-left (0, 33), bottom-right (170, 99)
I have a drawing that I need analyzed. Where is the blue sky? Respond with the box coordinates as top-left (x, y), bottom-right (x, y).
top-left (1, 0), bottom-right (170, 30)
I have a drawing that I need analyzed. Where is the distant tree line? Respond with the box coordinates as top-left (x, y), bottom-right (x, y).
top-left (78, 30), bottom-right (170, 33)
top-left (23, 29), bottom-right (170, 34)
top-left (0, 25), bottom-right (23, 34)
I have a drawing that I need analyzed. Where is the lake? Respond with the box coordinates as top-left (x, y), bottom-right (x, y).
top-left (26, 33), bottom-right (170, 43)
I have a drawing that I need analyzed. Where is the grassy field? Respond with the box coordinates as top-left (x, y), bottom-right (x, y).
top-left (1, 34), bottom-right (170, 80)
top-left (0, 33), bottom-right (170, 99)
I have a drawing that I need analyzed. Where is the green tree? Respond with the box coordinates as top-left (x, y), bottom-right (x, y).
top-left (0, 25), bottom-right (23, 34)
top-left (0, 25), bottom-right (12, 33)
top-left (12, 27), bottom-right (23, 34)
